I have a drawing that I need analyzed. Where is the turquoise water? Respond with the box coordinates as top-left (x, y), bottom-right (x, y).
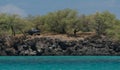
top-left (0, 56), bottom-right (120, 70)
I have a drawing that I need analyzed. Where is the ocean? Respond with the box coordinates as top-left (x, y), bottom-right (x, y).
top-left (0, 56), bottom-right (120, 70)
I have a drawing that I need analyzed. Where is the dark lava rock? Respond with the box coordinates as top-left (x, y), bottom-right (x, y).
top-left (5, 48), bottom-right (16, 55)
top-left (0, 35), bottom-right (120, 56)
top-left (58, 41), bottom-right (68, 50)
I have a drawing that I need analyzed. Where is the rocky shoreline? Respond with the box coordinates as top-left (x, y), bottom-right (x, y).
top-left (0, 35), bottom-right (120, 56)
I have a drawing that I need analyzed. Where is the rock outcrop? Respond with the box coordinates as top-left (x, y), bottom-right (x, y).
top-left (0, 35), bottom-right (120, 56)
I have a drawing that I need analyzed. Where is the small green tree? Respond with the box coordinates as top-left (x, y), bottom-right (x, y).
top-left (106, 19), bottom-right (120, 40)
top-left (0, 13), bottom-right (33, 36)
top-left (93, 11), bottom-right (116, 36)
top-left (79, 15), bottom-right (93, 32)
top-left (41, 9), bottom-right (81, 34)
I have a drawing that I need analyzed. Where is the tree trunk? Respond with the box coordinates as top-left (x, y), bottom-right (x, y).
top-left (11, 26), bottom-right (15, 36)
top-left (73, 29), bottom-right (77, 37)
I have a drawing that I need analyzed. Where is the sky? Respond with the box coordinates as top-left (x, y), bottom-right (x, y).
top-left (0, 0), bottom-right (119, 18)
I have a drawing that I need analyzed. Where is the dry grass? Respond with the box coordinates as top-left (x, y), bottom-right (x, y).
top-left (38, 32), bottom-right (96, 41)
top-left (15, 32), bottom-right (96, 41)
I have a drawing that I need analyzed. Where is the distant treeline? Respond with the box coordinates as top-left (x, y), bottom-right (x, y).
top-left (0, 8), bottom-right (120, 40)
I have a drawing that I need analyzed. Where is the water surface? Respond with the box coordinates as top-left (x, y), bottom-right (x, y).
top-left (0, 56), bottom-right (120, 70)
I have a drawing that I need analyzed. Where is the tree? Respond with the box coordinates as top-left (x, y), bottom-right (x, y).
top-left (106, 19), bottom-right (120, 40)
top-left (93, 11), bottom-right (116, 36)
top-left (0, 13), bottom-right (33, 36)
top-left (42, 9), bottom-right (81, 35)
top-left (78, 15), bottom-right (93, 32)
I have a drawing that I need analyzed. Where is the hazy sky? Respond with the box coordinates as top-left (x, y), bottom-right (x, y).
top-left (0, 0), bottom-right (119, 18)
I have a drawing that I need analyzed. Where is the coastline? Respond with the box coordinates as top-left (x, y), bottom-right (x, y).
top-left (0, 34), bottom-right (120, 56)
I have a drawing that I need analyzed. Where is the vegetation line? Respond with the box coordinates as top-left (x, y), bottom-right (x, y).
top-left (0, 8), bottom-right (120, 40)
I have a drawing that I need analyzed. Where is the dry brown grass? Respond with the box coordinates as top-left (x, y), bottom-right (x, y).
top-left (15, 32), bottom-right (96, 41)
top-left (38, 32), bottom-right (96, 41)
